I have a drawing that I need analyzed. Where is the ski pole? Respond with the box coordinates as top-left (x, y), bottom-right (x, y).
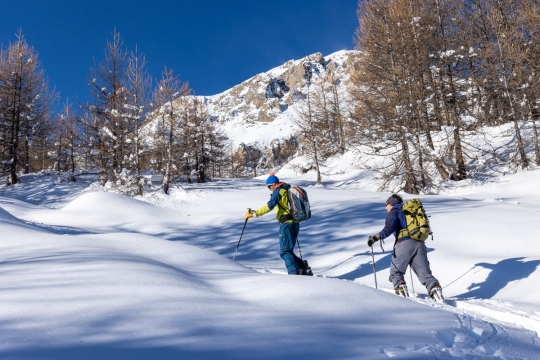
top-left (409, 265), bottom-right (415, 296)
top-left (297, 237), bottom-right (303, 260)
top-left (370, 241), bottom-right (378, 289)
top-left (233, 208), bottom-right (250, 261)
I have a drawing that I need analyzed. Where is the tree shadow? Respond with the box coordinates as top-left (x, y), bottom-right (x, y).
top-left (456, 257), bottom-right (540, 300)
top-left (160, 199), bottom-right (389, 267)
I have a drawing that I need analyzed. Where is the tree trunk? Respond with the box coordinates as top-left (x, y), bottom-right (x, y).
top-left (401, 134), bottom-right (418, 194)
top-left (23, 136), bottom-right (30, 174)
top-left (531, 118), bottom-right (540, 166)
top-left (163, 128), bottom-right (174, 194)
top-left (454, 127), bottom-right (466, 179)
top-left (8, 107), bottom-right (20, 185)
top-left (434, 0), bottom-right (468, 180)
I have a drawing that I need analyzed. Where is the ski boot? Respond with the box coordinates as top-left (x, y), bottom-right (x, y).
top-left (395, 281), bottom-right (409, 297)
top-left (430, 286), bottom-right (444, 303)
top-left (303, 260), bottom-right (313, 276)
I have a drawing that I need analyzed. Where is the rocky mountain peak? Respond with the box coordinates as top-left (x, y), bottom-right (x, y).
top-left (209, 50), bottom-right (357, 130)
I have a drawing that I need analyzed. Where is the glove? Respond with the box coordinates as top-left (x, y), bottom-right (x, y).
top-left (367, 233), bottom-right (381, 247)
top-left (244, 209), bottom-right (255, 221)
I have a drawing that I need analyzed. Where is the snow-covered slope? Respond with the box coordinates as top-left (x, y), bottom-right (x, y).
top-left (1, 170), bottom-right (540, 359)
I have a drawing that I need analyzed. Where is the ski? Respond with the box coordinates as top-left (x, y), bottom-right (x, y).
top-left (429, 286), bottom-right (445, 303)
top-left (395, 283), bottom-right (409, 298)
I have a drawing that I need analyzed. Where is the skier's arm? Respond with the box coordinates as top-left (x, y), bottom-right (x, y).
top-left (378, 210), bottom-right (399, 240)
top-left (255, 190), bottom-right (281, 217)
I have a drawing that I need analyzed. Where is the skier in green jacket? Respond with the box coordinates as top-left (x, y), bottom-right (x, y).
top-left (245, 172), bottom-right (311, 275)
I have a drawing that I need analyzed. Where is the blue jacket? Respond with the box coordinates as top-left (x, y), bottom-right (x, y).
top-left (378, 204), bottom-right (409, 241)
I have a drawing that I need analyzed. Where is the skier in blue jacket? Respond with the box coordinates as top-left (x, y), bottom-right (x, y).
top-left (368, 194), bottom-right (443, 302)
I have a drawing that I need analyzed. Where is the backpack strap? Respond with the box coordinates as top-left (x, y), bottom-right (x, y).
top-left (289, 186), bottom-right (303, 218)
top-left (397, 208), bottom-right (411, 240)
top-left (394, 208), bottom-right (409, 257)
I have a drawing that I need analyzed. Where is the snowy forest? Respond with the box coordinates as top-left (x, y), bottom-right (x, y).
top-left (349, 0), bottom-right (540, 193)
top-left (0, 30), bottom-right (228, 195)
top-left (1, 0), bottom-right (540, 196)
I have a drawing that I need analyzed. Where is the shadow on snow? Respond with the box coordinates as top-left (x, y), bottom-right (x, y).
top-left (456, 257), bottom-right (540, 300)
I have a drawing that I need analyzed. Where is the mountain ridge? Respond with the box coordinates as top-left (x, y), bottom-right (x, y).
top-left (201, 50), bottom-right (358, 174)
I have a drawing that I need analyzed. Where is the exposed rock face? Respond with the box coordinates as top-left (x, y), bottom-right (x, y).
top-left (281, 60), bottom-right (306, 90)
top-left (209, 50), bottom-right (355, 126)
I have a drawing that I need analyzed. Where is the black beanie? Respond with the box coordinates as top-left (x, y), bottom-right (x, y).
top-left (386, 194), bottom-right (403, 207)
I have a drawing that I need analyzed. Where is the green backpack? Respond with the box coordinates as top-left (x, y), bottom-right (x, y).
top-left (398, 198), bottom-right (432, 241)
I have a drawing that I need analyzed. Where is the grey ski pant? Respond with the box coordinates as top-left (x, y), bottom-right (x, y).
top-left (389, 239), bottom-right (439, 293)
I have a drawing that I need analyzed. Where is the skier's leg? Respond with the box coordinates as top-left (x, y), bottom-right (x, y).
top-left (410, 241), bottom-right (439, 293)
top-left (389, 240), bottom-right (414, 289)
top-left (289, 222), bottom-right (306, 271)
top-left (279, 222), bottom-right (300, 274)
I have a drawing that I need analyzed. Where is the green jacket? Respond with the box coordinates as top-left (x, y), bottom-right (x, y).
top-left (255, 183), bottom-right (292, 223)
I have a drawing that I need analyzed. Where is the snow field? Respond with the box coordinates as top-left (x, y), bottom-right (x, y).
top-left (0, 170), bottom-right (540, 359)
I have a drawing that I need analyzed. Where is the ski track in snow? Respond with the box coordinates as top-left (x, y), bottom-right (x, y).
top-left (252, 267), bottom-right (540, 359)
top-left (1, 171), bottom-right (540, 359)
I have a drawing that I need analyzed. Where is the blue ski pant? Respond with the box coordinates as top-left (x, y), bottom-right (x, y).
top-left (389, 239), bottom-right (439, 293)
top-left (279, 221), bottom-right (304, 274)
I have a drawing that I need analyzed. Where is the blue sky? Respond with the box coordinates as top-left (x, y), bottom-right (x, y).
top-left (0, 0), bottom-right (358, 108)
